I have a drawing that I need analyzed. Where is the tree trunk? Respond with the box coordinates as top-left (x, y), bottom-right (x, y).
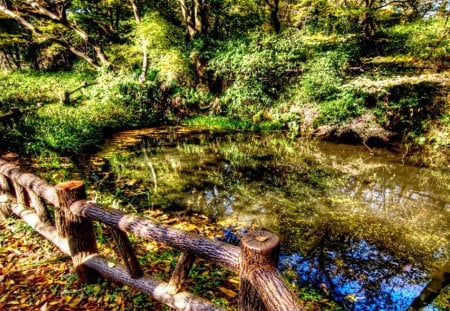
top-left (180, 0), bottom-right (197, 39)
top-left (180, 0), bottom-right (208, 39)
top-left (408, 262), bottom-right (450, 310)
top-left (129, 0), bottom-right (148, 83)
top-left (267, 0), bottom-right (281, 33)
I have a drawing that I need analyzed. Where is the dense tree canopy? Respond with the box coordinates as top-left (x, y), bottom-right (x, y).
top-left (0, 0), bottom-right (448, 71)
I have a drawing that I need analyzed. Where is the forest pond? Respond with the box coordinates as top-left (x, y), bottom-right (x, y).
top-left (78, 127), bottom-right (449, 310)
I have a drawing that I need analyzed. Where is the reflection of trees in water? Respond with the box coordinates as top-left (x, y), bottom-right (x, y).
top-left (338, 166), bottom-right (450, 236)
top-left (408, 262), bottom-right (450, 310)
top-left (279, 229), bottom-right (429, 310)
top-left (275, 208), bottom-right (448, 310)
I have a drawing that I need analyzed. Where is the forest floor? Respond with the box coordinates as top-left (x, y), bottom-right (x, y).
top-left (0, 208), bottom-right (238, 311)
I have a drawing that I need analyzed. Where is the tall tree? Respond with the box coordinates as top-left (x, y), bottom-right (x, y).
top-left (179, 0), bottom-right (209, 39)
top-left (129, 0), bottom-right (148, 82)
top-left (0, 0), bottom-right (110, 69)
top-left (264, 0), bottom-right (281, 32)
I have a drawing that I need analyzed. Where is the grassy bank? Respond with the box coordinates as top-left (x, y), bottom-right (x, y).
top-left (1, 18), bottom-right (449, 166)
top-left (0, 71), bottom-right (168, 155)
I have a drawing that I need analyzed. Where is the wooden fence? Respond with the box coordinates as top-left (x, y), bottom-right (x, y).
top-left (0, 107), bottom-right (22, 128)
top-left (0, 158), bottom-right (303, 311)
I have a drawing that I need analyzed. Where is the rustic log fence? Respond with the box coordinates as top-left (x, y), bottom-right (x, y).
top-left (0, 158), bottom-right (303, 311)
top-left (0, 107), bottom-right (22, 128)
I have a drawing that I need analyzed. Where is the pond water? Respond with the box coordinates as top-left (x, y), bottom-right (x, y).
top-left (84, 127), bottom-right (449, 310)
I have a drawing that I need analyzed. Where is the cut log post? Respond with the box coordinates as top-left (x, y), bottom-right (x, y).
top-left (239, 230), bottom-right (303, 311)
top-left (29, 190), bottom-right (52, 225)
top-left (109, 226), bottom-right (143, 279)
top-left (168, 251), bottom-right (196, 294)
top-left (0, 107), bottom-right (22, 128)
top-left (55, 180), bottom-right (99, 284)
top-left (239, 230), bottom-right (279, 311)
top-left (61, 81), bottom-right (94, 105)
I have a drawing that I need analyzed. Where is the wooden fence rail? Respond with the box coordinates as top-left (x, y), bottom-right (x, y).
top-left (0, 158), bottom-right (303, 311)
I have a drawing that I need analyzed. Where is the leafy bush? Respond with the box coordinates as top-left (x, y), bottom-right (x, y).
top-left (2, 71), bottom-right (167, 155)
top-left (383, 18), bottom-right (449, 60)
top-left (316, 89), bottom-right (367, 125)
top-left (109, 11), bottom-right (192, 87)
top-left (300, 52), bottom-right (345, 102)
top-left (374, 83), bottom-right (445, 135)
top-left (208, 29), bottom-right (308, 118)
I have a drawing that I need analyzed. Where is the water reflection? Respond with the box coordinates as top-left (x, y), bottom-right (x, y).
top-left (94, 128), bottom-right (449, 309)
top-left (279, 239), bottom-right (428, 310)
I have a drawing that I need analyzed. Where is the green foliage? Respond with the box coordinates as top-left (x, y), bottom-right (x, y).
top-left (110, 11), bottom-right (192, 86)
top-left (316, 89), bottom-right (367, 125)
top-left (300, 51), bottom-right (345, 102)
top-left (209, 29), bottom-right (307, 117)
top-left (183, 115), bottom-right (282, 131)
top-left (183, 115), bottom-right (252, 130)
top-left (1, 70), bottom-right (166, 155)
top-left (0, 70), bottom-right (96, 109)
top-left (374, 83), bottom-right (445, 135)
top-left (383, 18), bottom-right (450, 60)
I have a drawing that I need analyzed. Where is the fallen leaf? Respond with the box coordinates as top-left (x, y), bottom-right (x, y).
top-left (218, 287), bottom-right (237, 298)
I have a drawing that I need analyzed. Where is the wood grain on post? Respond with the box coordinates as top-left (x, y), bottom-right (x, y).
top-left (250, 267), bottom-right (303, 311)
top-left (55, 180), bottom-right (99, 284)
top-left (0, 174), bottom-right (12, 218)
top-left (239, 230), bottom-right (279, 311)
top-left (109, 226), bottom-right (143, 279)
top-left (239, 230), bottom-right (303, 311)
top-left (0, 173), bottom-right (12, 193)
top-left (168, 251), bottom-right (196, 294)
top-left (29, 190), bottom-right (52, 225)
top-left (12, 180), bottom-right (29, 209)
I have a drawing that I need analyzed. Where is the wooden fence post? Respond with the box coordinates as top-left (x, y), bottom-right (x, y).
top-left (109, 226), bottom-right (143, 279)
top-left (0, 174), bottom-right (11, 193)
top-left (12, 180), bottom-right (30, 209)
top-left (239, 230), bottom-right (280, 311)
top-left (55, 180), bottom-right (99, 284)
top-left (0, 174), bottom-right (12, 218)
top-left (29, 190), bottom-right (52, 225)
top-left (168, 251), bottom-right (196, 294)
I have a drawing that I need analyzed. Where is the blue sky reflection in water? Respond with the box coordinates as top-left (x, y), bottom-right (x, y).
top-left (279, 240), bottom-right (428, 310)
top-left (96, 129), bottom-right (450, 310)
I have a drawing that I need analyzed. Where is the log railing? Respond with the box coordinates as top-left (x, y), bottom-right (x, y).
top-left (0, 107), bottom-right (22, 128)
top-left (0, 158), bottom-right (303, 311)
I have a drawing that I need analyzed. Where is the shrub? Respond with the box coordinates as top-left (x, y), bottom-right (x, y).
top-left (315, 89), bottom-right (367, 125)
top-left (383, 18), bottom-right (449, 60)
top-left (208, 29), bottom-right (308, 118)
top-left (2, 71), bottom-right (166, 155)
